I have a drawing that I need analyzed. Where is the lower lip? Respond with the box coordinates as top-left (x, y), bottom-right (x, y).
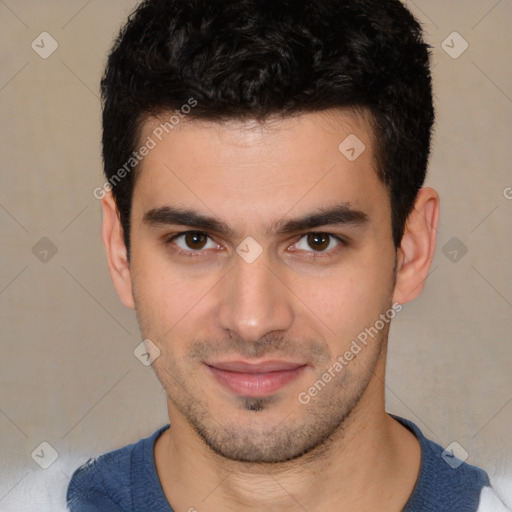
top-left (207, 365), bottom-right (307, 397)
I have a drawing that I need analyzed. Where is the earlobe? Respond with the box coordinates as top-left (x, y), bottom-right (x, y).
top-left (392, 187), bottom-right (440, 305)
top-left (101, 191), bottom-right (135, 310)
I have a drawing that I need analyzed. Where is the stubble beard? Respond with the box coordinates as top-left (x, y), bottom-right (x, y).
top-left (150, 325), bottom-right (388, 465)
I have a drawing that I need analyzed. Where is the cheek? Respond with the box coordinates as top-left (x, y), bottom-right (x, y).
top-left (139, 276), bottom-right (194, 338)
top-left (291, 247), bottom-right (395, 342)
top-left (131, 249), bottom-right (188, 337)
top-left (132, 250), bottom-right (222, 351)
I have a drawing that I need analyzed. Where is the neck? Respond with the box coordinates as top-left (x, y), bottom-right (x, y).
top-left (154, 361), bottom-right (421, 512)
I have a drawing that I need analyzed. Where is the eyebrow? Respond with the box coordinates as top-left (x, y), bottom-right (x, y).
top-left (142, 203), bottom-right (370, 236)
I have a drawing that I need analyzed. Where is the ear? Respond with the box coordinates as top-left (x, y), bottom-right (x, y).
top-left (392, 187), bottom-right (440, 304)
top-left (101, 190), bottom-right (135, 310)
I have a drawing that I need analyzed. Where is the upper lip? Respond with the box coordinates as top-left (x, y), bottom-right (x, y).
top-left (206, 360), bottom-right (307, 373)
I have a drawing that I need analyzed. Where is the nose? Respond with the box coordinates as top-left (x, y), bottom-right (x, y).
top-left (216, 251), bottom-right (294, 344)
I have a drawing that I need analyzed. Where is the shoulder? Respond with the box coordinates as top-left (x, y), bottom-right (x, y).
top-left (66, 426), bottom-right (170, 512)
top-left (393, 415), bottom-right (505, 512)
top-left (66, 444), bottom-right (134, 512)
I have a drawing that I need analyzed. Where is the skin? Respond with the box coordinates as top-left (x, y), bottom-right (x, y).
top-left (101, 108), bottom-right (440, 511)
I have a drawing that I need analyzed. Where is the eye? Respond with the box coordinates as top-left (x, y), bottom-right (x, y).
top-left (292, 232), bottom-right (344, 255)
top-left (166, 231), bottom-right (220, 255)
top-left (164, 231), bottom-right (345, 258)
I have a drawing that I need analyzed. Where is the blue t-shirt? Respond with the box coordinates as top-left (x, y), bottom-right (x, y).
top-left (66, 416), bottom-right (505, 511)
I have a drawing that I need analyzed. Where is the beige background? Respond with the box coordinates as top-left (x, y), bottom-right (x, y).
top-left (0, 1), bottom-right (511, 510)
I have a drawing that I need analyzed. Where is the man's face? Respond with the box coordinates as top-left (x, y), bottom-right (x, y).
top-left (128, 109), bottom-right (398, 463)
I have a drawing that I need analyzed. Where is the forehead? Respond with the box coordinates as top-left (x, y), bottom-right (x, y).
top-left (132, 109), bottom-right (389, 233)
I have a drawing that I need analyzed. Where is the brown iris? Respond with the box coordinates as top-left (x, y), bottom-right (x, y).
top-left (306, 233), bottom-right (330, 251)
top-left (184, 232), bottom-right (208, 250)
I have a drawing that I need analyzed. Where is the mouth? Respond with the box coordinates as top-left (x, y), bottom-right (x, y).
top-left (205, 360), bottom-right (308, 397)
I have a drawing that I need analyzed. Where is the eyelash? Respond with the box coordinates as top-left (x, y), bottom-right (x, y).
top-left (163, 231), bottom-right (347, 259)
